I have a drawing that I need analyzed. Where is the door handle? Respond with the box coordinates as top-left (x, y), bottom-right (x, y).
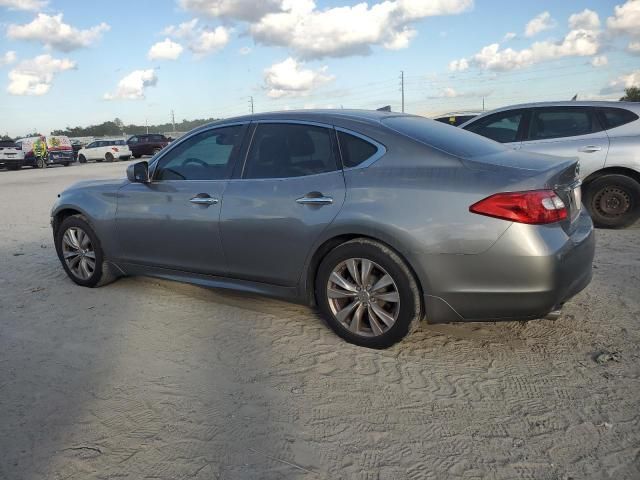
top-left (579, 145), bottom-right (602, 153)
top-left (190, 195), bottom-right (219, 205)
top-left (296, 194), bottom-right (333, 205)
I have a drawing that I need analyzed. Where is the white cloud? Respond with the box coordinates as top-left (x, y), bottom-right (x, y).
top-left (591, 55), bottom-right (608, 67)
top-left (450, 10), bottom-right (601, 72)
top-left (503, 32), bottom-right (516, 42)
top-left (0, 51), bottom-right (17, 67)
top-left (603, 70), bottom-right (640, 94)
top-left (525, 11), bottom-right (555, 37)
top-left (448, 58), bottom-right (469, 71)
top-left (148, 38), bottom-right (184, 60)
top-left (7, 54), bottom-right (75, 96)
top-left (190, 26), bottom-right (229, 55)
top-left (607, 0), bottom-right (640, 37)
top-left (7, 13), bottom-right (110, 52)
top-left (178, 0), bottom-right (283, 21)
top-left (263, 57), bottom-right (334, 98)
top-left (239, 46), bottom-right (252, 55)
top-left (0, 0), bottom-right (47, 11)
top-left (250, 0), bottom-right (473, 59)
top-left (569, 9), bottom-right (600, 30)
top-left (629, 41), bottom-right (640, 54)
top-left (104, 69), bottom-right (158, 100)
top-left (163, 19), bottom-right (230, 56)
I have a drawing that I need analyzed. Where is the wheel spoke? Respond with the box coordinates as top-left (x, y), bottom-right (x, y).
top-left (371, 274), bottom-right (393, 293)
top-left (349, 304), bottom-right (365, 333)
top-left (68, 255), bottom-right (81, 269)
top-left (330, 272), bottom-right (357, 292)
top-left (85, 257), bottom-right (96, 270)
top-left (375, 291), bottom-right (400, 303)
top-left (327, 287), bottom-right (357, 299)
top-left (360, 259), bottom-right (373, 288)
top-left (79, 258), bottom-right (91, 279)
top-left (84, 251), bottom-right (96, 260)
top-left (63, 251), bottom-right (79, 259)
top-left (367, 307), bottom-right (385, 336)
top-left (370, 303), bottom-right (396, 327)
top-left (336, 300), bottom-right (360, 324)
top-left (346, 259), bottom-right (361, 286)
top-left (80, 230), bottom-right (91, 248)
top-left (63, 230), bottom-right (79, 249)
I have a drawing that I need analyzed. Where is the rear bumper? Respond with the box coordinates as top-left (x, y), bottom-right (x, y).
top-left (423, 209), bottom-right (595, 323)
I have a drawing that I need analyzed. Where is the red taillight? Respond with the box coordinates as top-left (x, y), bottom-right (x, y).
top-left (470, 190), bottom-right (567, 224)
top-left (112, 147), bottom-right (119, 152)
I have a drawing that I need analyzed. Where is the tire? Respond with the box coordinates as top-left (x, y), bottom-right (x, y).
top-left (584, 174), bottom-right (640, 229)
top-left (54, 214), bottom-right (118, 288)
top-left (61, 162), bottom-right (70, 167)
top-left (315, 238), bottom-right (423, 349)
top-left (134, 154), bottom-right (142, 159)
top-left (78, 155), bottom-right (87, 164)
top-left (5, 163), bottom-right (21, 171)
top-left (105, 152), bottom-right (114, 162)
top-left (121, 156), bottom-right (130, 161)
top-left (152, 148), bottom-right (161, 156)
top-left (36, 157), bottom-right (46, 169)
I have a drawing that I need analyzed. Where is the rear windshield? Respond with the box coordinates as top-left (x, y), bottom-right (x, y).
top-left (0, 140), bottom-right (17, 148)
top-left (382, 115), bottom-right (505, 158)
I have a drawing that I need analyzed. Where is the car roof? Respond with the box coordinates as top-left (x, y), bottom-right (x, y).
top-left (199, 109), bottom-right (409, 130)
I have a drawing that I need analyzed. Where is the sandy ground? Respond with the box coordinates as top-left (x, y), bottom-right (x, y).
top-left (0, 161), bottom-right (639, 480)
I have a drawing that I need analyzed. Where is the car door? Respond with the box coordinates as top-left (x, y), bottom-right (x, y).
top-left (115, 124), bottom-right (248, 274)
top-left (463, 109), bottom-right (527, 150)
top-left (220, 121), bottom-right (346, 287)
top-left (520, 106), bottom-right (610, 179)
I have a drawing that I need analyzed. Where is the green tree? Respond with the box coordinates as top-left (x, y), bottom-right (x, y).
top-left (620, 86), bottom-right (640, 102)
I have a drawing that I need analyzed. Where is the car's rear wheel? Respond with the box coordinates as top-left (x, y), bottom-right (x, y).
top-left (105, 152), bottom-right (114, 162)
top-left (152, 147), bottom-right (161, 156)
top-left (5, 163), bottom-right (21, 171)
top-left (54, 215), bottom-right (117, 288)
top-left (78, 154), bottom-right (87, 164)
top-left (35, 157), bottom-right (46, 169)
top-left (584, 174), bottom-right (640, 229)
top-left (315, 238), bottom-right (423, 349)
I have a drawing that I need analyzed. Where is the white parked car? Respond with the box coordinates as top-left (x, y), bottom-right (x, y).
top-left (78, 139), bottom-right (132, 163)
top-left (0, 139), bottom-right (25, 170)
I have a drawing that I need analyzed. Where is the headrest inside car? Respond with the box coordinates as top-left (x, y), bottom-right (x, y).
top-left (288, 130), bottom-right (315, 156)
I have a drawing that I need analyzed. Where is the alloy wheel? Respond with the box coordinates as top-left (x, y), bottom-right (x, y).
top-left (327, 258), bottom-right (400, 337)
top-left (62, 227), bottom-right (96, 280)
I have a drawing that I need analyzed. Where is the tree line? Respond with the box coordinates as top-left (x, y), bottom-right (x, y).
top-left (50, 117), bottom-right (220, 138)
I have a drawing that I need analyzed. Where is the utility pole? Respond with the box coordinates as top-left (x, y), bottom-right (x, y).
top-left (145, 118), bottom-right (148, 134)
top-left (482, 97), bottom-right (485, 111)
top-left (400, 70), bottom-right (405, 113)
top-left (249, 96), bottom-right (254, 114)
top-left (170, 109), bottom-right (176, 132)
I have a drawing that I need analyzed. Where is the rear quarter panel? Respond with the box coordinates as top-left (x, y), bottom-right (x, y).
top-left (604, 119), bottom-right (640, 173)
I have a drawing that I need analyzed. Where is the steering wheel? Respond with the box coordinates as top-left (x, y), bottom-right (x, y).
top-left (182, 157), bottom-right (207, 167)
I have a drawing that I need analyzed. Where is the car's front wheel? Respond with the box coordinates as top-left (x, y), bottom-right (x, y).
top-left (584, 174), bottom-right (640, 229)
top-left (35, 157), bottom-right (46, 169)
top-left (54, 215), bottom-right (117, 288)
top-left (78, 154), bottom-right (87, 164)
top-left (315, 238), bottom-right (423, 349)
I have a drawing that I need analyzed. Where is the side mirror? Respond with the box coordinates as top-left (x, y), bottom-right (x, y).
top-left (127, 161), bottom-right (149, 183)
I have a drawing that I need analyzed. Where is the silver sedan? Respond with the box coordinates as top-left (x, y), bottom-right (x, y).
top-left (51, 110), bottom-right (594, 348)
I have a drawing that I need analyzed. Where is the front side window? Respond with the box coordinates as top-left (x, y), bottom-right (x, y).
top-left (528, 108), bottom-right (595, 141)
top-left (128, 137), bottom-right (138, 144)
top-left (243, 123), bottom-right (338, 179)
top-left (86, 142), bottom-right (96, 148)
top-left (465, 110), bottom-right (524, 143)
top-left (337, 131), bottom-right (379, 168)
top-left (154, 125), bottom-right (245, 181)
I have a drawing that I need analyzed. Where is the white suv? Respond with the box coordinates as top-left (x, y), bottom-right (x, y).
top-left (0, 139), bottom-right (25, 170)
top-left (78, 139), bottom-right (132, 163)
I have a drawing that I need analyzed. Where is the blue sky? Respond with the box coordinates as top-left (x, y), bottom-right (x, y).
top-left (0, 0), bottom-right (639, 137)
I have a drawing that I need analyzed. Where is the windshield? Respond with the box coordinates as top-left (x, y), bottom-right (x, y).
top-left (382, 115), bottom-right (505, 158)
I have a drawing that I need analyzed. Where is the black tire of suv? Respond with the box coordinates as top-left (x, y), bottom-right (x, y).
top-left (152, 148), bottom-right (161, 156)
top-left (105, 152), bottom-right (114, 162)
top-left (584, 174), bottom-right (640, 229)
top-left (134, 154), bottom-right (142, 159)
top-left (78, 155), bottom-right (87, 164)
top-left (315, 238), bottom-right (423, 349)
top-left (54, 215), bottom-right (118, 288)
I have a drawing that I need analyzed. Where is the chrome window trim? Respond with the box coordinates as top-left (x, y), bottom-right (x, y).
top-left (334, 127), bottom-right (387, 170)
top-left (148, 121), bottom-right (249, 181)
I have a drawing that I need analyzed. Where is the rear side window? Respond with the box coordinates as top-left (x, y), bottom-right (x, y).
top-left (244, 123), bottom-right (338, 179)
top-left (465, 111), bottom-right (524, 143)
top-left (529, 107), bottom-right (597, 141)
top-left (337, 131), bottom-right (379, 168)
top-left (383, 115), bottom-right (505, 158)
top-left (598, 107), bottom-right (639, 130)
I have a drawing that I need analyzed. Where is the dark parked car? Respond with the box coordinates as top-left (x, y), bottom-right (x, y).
top-left (433, 111), bottom-right (481, 127)
top-left (127, 134), bottom-right (169, 158)
top-left (51, 110), bottom-right (594, 348)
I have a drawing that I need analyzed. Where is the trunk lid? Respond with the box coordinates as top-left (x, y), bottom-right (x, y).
top-left (463, 150), bottom-right (582, 233)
